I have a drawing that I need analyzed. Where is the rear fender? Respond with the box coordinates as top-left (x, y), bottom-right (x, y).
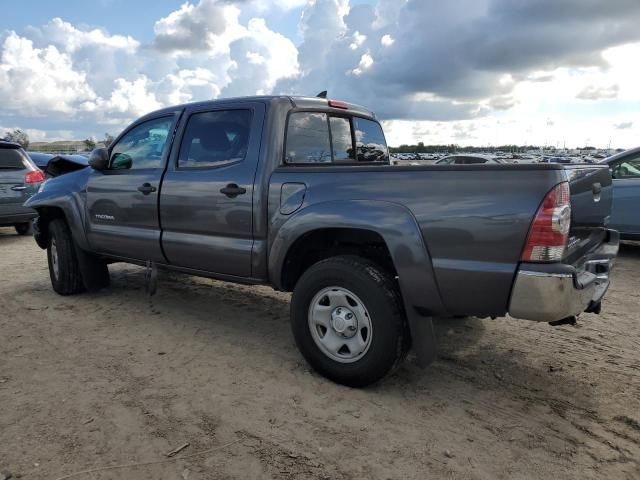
top-left (269, 200), bottom-right (446, 365)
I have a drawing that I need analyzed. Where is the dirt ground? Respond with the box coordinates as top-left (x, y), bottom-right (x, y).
top-left (1, 227), bottom-right (639, 480)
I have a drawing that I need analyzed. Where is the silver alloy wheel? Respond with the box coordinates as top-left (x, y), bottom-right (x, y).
top-left (308, 286), bottom-right (373, 363)
top-left (51, 238), bottom-right (59, 280)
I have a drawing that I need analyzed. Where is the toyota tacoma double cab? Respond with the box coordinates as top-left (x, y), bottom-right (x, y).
top-left (25, 96), bottom-right (619, 387)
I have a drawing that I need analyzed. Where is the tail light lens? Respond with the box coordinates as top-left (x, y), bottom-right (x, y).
top-left (521, 182), bottom-right (571, 262)
top-left (25, 169), bottom-right (45, 184)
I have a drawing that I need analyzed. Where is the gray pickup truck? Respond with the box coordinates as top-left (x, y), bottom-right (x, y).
top-left (25, 96), bottom-right (619, 386)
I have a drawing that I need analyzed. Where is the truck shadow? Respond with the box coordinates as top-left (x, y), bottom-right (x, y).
top-left (103, 265), bottom-right (595, 409)
top-left (619, 241), bottom-right (640, 259)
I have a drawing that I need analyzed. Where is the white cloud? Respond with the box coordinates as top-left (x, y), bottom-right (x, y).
top-left (1, 0), bottom-right (640, 149)
top-left (380, 34), bottom-right (394, 47)
top-left (30, 17), bottom-right (139, 54)
top-left (0, 32), bottom-right (96, 114)
top-left (350, 31), bottom-right (367, 50)
top-left (90, 77), bottom-right (162, 117)
top-left (351, 52), bottom-right (373, 76)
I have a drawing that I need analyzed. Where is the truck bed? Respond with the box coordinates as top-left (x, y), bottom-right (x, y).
top-left (269, 162), bottom-right (612, 318)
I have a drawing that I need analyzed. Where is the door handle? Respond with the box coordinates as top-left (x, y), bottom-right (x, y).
top-left (220, 183), bottom-right (247, 198)
top-left (137, 183), bottom-right (157, 195)
top-left (11, 185), bottom-right (27, 191)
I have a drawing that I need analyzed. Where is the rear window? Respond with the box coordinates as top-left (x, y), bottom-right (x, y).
top-left (353, 117), bottom-right (389, 163)
top-left (0, 149), bottom-right (27, 169)
top-left (285, 112), bottom-right (387, 164)
top-left (285, 112), bottom-right (332, 164)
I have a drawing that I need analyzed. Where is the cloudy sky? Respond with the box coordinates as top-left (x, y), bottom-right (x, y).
top-left (0, 0), bottom-right (639, 148)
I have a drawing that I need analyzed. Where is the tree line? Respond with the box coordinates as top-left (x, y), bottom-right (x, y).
top-left (2, 128), bottom-right (115, 151)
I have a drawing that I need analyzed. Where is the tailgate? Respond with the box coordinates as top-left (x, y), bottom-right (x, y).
top-left (563, 164), bottom-right (612, 263)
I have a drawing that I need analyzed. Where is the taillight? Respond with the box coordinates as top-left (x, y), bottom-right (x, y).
top-left (25, 169), bottom-right (46, 184)
top-left (521, 182), bottom-right (571, 262)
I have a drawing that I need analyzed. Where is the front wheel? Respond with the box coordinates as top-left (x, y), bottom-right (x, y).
top-left (291, 255), bottom-right (407, 387)
top-left (47, 218), bottom-right (84, 295)
top-left (15, 222), bottom-right (31, 236)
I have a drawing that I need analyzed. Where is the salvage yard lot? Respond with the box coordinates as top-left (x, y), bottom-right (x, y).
top-left (1, 227), bottom-right (639, 480)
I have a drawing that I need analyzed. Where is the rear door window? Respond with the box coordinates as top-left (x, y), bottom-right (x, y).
top-left (353, 117), bottom-right (389, 163)
top-left (0, 149), bottom-right (27, 170)
top-left (178, 110), bottom-right (252, 168)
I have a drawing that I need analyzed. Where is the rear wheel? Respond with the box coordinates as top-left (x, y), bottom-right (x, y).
top-left (47, 219), bottom-right (84, 295)
top-left (15, 222), bottom-right (31, 236)
top-left (291, 255), bottom-right (407, 387)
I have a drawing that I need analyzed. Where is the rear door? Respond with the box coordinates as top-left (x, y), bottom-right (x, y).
top-left (159, 102), bottom-right (265, 277)
top-left (0, 147), bottom-right (35, 217)
top-left (85, 115), bottom-right (178, 262)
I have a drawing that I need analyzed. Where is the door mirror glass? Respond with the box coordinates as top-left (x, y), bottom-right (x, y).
top-left (88, 147), bottom-right (109, 171)
top-left (111, 153), bottom-right (133, 170)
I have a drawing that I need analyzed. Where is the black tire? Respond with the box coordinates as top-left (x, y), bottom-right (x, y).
top-left (47, 218), bottom-right (84, 295)
top-left (291, 255), bottom-right (407, 387)
top-left (15, 222), bottom-right (31, 236)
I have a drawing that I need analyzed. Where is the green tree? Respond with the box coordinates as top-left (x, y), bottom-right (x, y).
top-left (103, 133), bottom-right (115, 147)
top-left (3, 128), bottom-right (30, 149)
top-left (83, 137), bottom-right (97, 151)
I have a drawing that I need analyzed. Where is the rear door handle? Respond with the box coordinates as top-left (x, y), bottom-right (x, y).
top-left (11, 185), bottom-right (27, 191)
top-left (592, 182), bottom-right (602, 194)
top-left (137, 183), bottom-right (157, 195)
top-left (220, 183), bottom-right (247, 198)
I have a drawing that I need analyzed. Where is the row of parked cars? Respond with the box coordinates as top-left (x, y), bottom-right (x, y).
top-left (393, 152), bottom-right (639, 239)
top-left (0, 141), bottom-right (87, 234)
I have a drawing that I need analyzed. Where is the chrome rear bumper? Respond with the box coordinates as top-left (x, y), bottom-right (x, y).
top-left (509, 230), bottom-right (619, 322)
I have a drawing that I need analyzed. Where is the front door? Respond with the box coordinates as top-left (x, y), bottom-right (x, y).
top-left (86, 115), bottom-right (178, 262)
top-left (159, 103), bottom-right (265, 277)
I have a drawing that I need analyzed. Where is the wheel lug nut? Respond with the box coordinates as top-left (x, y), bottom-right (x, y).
top-left (346, 313), bottom-right (353, 319)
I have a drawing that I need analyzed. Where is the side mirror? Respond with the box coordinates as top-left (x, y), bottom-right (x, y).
top-left (111, 153), bottom-right (133, 170)
top-left (89, 147), bottom-right (109, 171)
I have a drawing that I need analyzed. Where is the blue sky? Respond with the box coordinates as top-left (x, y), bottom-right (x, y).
top-left (0, 0), bottom-right (638, 147)
top-left (0, 0), bottom-right (376, 42)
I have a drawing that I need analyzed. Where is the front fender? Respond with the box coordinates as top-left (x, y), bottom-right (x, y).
top-left (268, 199), bottom-right (446, 317)
top-left (25, 168), bottom-right (91, 251)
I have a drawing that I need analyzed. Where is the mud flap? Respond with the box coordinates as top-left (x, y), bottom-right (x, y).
top-left (407, 310), bottom-right (437, 367)
top-left (144, 261), bottom-right (158, 296)
top-left (74, 244), bottom-right (110, 292)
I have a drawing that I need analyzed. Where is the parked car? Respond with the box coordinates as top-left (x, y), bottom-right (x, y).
top-left (0, 141), bottom-right (45, 234)
top-left (434, 154), bottom-right (506, 165)
top-left (602, 147), bottom-right (640, 240)
top-left (25, 96), bottom-right (618, 386)
top-left (27, 151), bottom-right (55, 171)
